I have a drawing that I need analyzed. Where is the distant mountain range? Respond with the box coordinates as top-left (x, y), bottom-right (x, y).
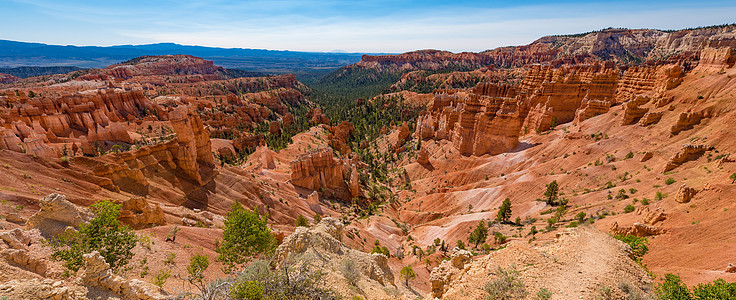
top-left (0, 40), bottom-right (382, 80)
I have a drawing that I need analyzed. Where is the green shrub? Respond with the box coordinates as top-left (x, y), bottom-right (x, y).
top-left (692, 278), bottom-right (736, 299)
top-left (216, 202), bottom-right (277, 273)
top-left (596, 285), bottom-right (613, 300)
top-left (295, 214), bottom-right (309, 227)
top-left (187, 254), bottom-right (210, 286)
top-left (665, 177), bottom-right (676, 185)
top-left (575, 212), bottom-right (586, 223)
top-left (613, 235), bottom-right (648, 264)
top-left (49, 200), bottom-right (137, 272)
top-left (536, 287), bottom-right (552, 300)
top-left (624, 205), bottom-right (636, 213)
top-left (655, 273), bottom-right (691, 300)
top-left (231, 260), bottom-right (337, 300)
top-left (484, 266), bottom-right (526, 300)
top-left (544, 181), bottom-right (559, 205)
top-left (655, 191), bottom-right (667, 201)
top-left (231, 280), bottom-right (265, 300)
top-left (153, 269), bottom-right (171, 289)
top-left (494, 232), bottom-right (507, 244)
top-left (341, 260), bottom-right (359, 286)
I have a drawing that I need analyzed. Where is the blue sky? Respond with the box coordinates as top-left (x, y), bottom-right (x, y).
top-left (1, 0), bottom-right (735, 53)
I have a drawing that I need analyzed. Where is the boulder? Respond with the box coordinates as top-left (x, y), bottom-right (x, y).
top-left (726, 263), bottom-right (736, 273)
top-left (26, 193), bottom-right (93, 237)
top-left (0, 228), bottom-right (31, 249)
top-left (640, 152), bottom-right (653, 162)
top-left (1, 248), bottom-right (47, 275)
top-left (675, 185), bottom-right (698, 203)
top-left (5, 212), bottom-right (25, 224)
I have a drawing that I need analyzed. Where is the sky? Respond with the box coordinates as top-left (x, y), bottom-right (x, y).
top-left (1, 0), bottom-right (735, 53)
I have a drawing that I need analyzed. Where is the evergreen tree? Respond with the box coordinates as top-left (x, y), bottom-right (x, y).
top-left (545, 180), bottom-right (559, 205)
top-left (497, 198), bottom-right (512, 223)
top-left (468, 221), bottom-right (488, 248)
top-left (400, 265), bottom-right (416, 286)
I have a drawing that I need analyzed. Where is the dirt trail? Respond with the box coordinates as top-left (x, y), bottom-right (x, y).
top-left (440, 227), bottom-right (653, 299)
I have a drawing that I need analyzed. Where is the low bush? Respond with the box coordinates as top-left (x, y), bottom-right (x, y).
top-left (484, 266), bottom-right (526, 300)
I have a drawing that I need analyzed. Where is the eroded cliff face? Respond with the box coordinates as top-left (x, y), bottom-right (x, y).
top-left (290, 148), bottom-right (345, 192)
top-left (355, 26), bottom-right (736, 77)
top-left (413, 59), bottom-right (692, 157)
top-left (0, 89), bottom-right (158, 157)
top-left (416, 89), bottom-right (523, 156)
top-left (74, 105), bottom-right (214, 197)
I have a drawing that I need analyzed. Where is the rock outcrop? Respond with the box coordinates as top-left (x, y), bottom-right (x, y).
top-left (26, 193), bottom-right (93, 237)
top-left (670, 111), bottom-right (707, 135)
top-left (574, 98), bottom-right (611, 124)
top-left (674, 185), bottom-right (698, 203)
top-left (168, 105), bottom-right (214, 185)
top-left (664, 144), bottom-right (712, 172)
top-left (104, 55), bottom-right (221, 77)
top-left (430, 248), bottom-right (473, 298)
top-left (641, 152), bottom-right (654, 162)
top-left (417, 147), bottom-right (430, 165)
top-left (0, 228), bottom-right (47, 275)
top-left (695, 47), bottom-right (736, 71)
top-left (0, 73), bottom-right (19, 84)
top-left (638, 111), bottom-right (663, 126)
top-left (272, 217), bottom-right (395, 297)
top-left (637, 206), bottom-right (667, 225)
top-left (726, 264), bottom-right (736, 273)
top-left (348, 166), bottom-right (360, 198)
top-left (610, 222), bottom-right (666, 237)
top-left (0, 278), bottom-right (87, 299)
top-left (290, 148), bottom-right (345, 191)
top-left (416, 88), bottom-right (523, 156)
top-left (81, 251), bottom-right (169, 300)
top-left (0, 90), bottom-right (153, 157)
top-left (327, 121), bottom-right (354, 154)
top-left (306, 108), bottom-right (329, 125)
top-left (118, 197), bottom-right (166, 229)
top-left (75, 104), bottom-right (216, 196)
top-left (621, 96), bottom-right (651, 125)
